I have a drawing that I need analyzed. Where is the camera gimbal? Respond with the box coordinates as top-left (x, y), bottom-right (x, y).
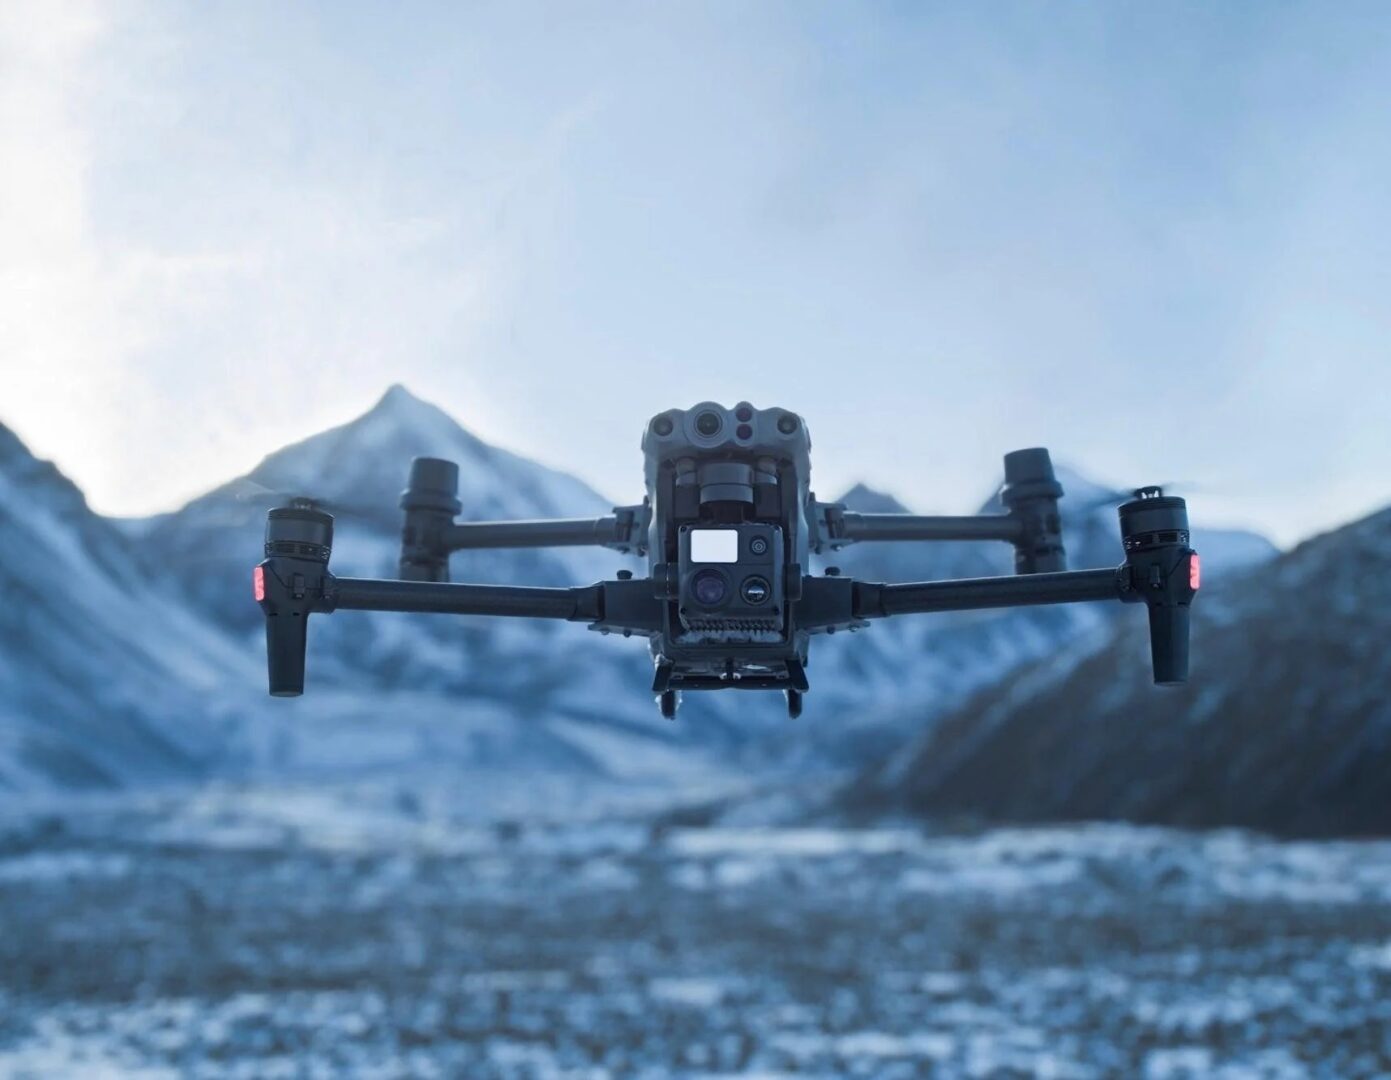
top-left (256, 402), bottom-right (1198, 718)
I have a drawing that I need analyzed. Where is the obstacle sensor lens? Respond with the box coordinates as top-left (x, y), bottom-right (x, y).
top-left (695, 411), bottom-right (723, 437)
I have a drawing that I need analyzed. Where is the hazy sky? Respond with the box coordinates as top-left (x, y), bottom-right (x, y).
top-left (2, 1), bottom-right (1389, 545)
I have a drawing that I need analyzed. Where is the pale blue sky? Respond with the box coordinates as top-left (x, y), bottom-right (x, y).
top-left (2, 1), bottom-right (1389, 545)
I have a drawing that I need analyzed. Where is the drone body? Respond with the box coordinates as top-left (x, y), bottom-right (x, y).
top-left (256, 403), bottom-right (1199, 717)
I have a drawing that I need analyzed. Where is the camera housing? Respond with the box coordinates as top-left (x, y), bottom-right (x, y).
top-left (642, 401), bottom-right (814, 694)
top-left (677, 523), bottom-right (784, 637)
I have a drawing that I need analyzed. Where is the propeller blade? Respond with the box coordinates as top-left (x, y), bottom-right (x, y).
top-left (1069, 481), bottom-right (1207, 516)
top-left (192, 478), bottom-right (382, 527)
top-left (228, 478), bottom-right (337, 511)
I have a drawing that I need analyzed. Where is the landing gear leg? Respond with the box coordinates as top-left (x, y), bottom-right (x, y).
top-left (785, 688), bottom-right (803, 719)
top-left (658, 690), bottom-right (680, 719)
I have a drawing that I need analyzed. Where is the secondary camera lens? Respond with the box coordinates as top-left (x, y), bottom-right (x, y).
top-left (749, 536), bottom-right (768, 555)
top-left (652, 416), bottom-right (674, 436)
top-left (695, 411), bottom-right (723, 437)
top-left (776, 414), bottom-right (799, 434)
top-left (740, 576), bottom-right (771, 604)
top-left (692, 569), bottom-right (728, 606)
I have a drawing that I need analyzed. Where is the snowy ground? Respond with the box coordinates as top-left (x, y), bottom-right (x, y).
top-left (2, 783), bottom-right (1391, 1078)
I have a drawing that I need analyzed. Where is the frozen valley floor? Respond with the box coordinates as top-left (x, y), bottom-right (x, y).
top-left (1, 784), bottom-right (1390, 1078)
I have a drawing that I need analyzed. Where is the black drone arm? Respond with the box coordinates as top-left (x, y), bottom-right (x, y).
top-left (852, 566), bottom-right (1124, 616)
top-left (442, 514), bottom-right (637, 552)
top-left (397, 457), bottom-right (647, 580)
top-left (331, 577), bottom-right (602, 619)
top-left (813, 448), bottom-right (1067, 573)
top-left (852, 556), bottom-right (1193, 685)
top-left (255, 505), bottom-right (663, 696)
top-left (827, 511), bottom-right (1024, 544)
top-left (329, 574), bottom-right (664, 637)
top-left (803, 488), bottom-right (1199, 685)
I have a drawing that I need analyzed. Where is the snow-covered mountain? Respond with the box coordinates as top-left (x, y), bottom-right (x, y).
top-left (843, 502), bottom-right (1390, 837)
top-left (0, 423), bottom-right (258, 790)
top-left (139, 385), bottom-right (658, 700)
top-left (139, 384), bottom-right (633, 639)
top-left (0, 398), bottom-right (708, 792)
top-left (132, 386), bottom-right (712, 775)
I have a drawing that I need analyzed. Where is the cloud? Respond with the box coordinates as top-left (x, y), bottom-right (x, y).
top-left (0, 1), bottom-right (551, 514)
top-left (0, 2), bottom-right (141, 472)
top-left (1, 2), bottom-right (1388, 546)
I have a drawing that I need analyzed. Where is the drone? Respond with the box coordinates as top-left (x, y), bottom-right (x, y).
top-left (255, 402), bottom-right (1199, 718)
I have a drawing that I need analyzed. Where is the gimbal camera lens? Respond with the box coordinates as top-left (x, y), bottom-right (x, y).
top-left (691, 569), bottom-right (728, 606)
top-left (695, 411), bottom-right (724, 437)
top-left (740, 576), bottom-right (771, 604)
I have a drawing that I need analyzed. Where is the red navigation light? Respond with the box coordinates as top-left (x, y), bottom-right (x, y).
top-left (1189, 552), bottom-right (1201, 591)
top-left (253, 565), bottom-right (266, 603)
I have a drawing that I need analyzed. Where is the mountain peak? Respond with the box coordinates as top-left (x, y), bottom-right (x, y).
top-left (240, 385), bottom-right (487, 506)
top-left (367, 382), bottom-right (448, 423)
top-left (327, 384), bottom-right (495, 460)
top-left (213, 382), bottom-right (612, 527)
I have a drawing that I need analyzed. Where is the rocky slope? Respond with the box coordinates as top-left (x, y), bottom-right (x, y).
top-left (844, 503), bottom-right (1391, 836)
